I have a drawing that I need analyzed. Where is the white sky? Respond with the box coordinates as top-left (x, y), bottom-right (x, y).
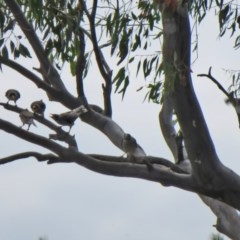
top-left (0, 6), bottom-right (239, 240)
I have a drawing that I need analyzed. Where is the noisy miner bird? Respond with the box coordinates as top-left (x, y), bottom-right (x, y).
top-left (19, 110), bottom-right (37, 130)
top-left (31, 100), bottom-right (46, 116)
top-left (5, 89), bottom-right (20, 105)
top-left (122, 133), bottom-right (146, 158)
top-left (122, 133), bottom-right (152, 169)
top-left (50, 106), bottom-right (88, 132)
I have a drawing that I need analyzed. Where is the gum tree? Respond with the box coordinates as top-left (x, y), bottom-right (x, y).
top-left (0, 0), bottom-right (240, 239)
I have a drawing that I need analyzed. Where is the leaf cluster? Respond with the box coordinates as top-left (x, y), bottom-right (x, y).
top-left (0, 2), bottom-right (31, 63)
top-left (103, 0), bottom-right (163, 99)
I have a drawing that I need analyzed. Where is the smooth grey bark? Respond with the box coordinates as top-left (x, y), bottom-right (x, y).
top-left (157, 1), bottom-right (240, 239)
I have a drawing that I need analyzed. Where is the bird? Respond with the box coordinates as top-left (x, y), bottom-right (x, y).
top-left (19, 110), bottom-right (37, 130)
top-left (121, 133), bottom-right (147, 158)
top-left (121, 133), bottom-right (153, 170)
top-left (31, 100), bottom-right (46, 116)
top-left (5, 89), bottom-right (21, 105)
top-left (122, 133), bottom-right (139, 157)
top-left (50, 109), bottom-right (83, 132)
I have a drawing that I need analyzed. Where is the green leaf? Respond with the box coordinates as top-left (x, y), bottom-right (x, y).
top-left (13, 49), bottom-right (20, 59)
top-left (2, 46), bottom-right (8, 59)
top-left (129, 57), bottom-right (134, 63)
top-left (136, 60), bottom-right (141, 76)
top-left (10, 41), bottom-right (15, 53)
top-left (70, 60), bottom-right (76, 76)
top-left (19, 43), bottom-right (32, 58)
top-left (113, 67), bottom-right (125, 83)
top-left (0, 38), bottom-right (4, 48)
top-left (132, 35), bottom-right (141, 52)
top-left (219, 5), bottom-right (230, 28)
top-left (113, 67), bottom-right (125, 93)
top-left (119, 75), bottom-right (129, 99)
top-left (117, 31), bottom-right (129, 65)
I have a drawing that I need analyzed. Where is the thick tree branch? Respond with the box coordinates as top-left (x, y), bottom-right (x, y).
top-left (159, 93), bottom-right (178, 162)
top-left (44, 150), bottom-right (193, 189)
top-left (158, 3), bottom-right (240, 238)
top-left (0, 118), bottom-right (67, 155)
top-left (200, 195), bottom-right (240, 240)
top-left (90, 154), bottom-right (189, 174)
top-left (160, 2), bottom-right (219, 180)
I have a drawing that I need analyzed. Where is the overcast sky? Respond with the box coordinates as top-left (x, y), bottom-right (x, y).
top-left (0, 7), bottom-right (239, 240)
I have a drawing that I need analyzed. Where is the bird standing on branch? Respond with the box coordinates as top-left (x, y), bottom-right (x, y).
top-left (31, 100), bottom-right (46, 116)
top-left (5, 89), bottom-right (20, 105)
top-left (50, 106), bottom-right (88, 133)
top-left (122, 133), bottom-right (140, 158)
top-left (19, 110), bottom-right (37, 130)
top-left (122, 133), bottom-right (153, 170)
top-left (122, 133), bottom-right (148, 158)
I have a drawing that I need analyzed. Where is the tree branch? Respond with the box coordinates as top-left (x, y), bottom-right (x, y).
top-left (89, 154), bottom-right (189, 174)
top-left (83, 0), bottom-right (113, 117)
top-left (0, 55), bottom-right (56, 94)
top-left (198, 67), bottom-right (240, 128)
top-left (0, 118), bottom-right (67, 155)
top-left (0, 103), bottom-right (78, 149)
top-left (159, 93), bottom-right (178, 162)
top-left (0, 152), bottom-right (61, 164)
top-left (44, 150), bottom-right (193, 189)
top-left (0, 55), bottom-right (85, 110)
top-left (197, 67), bottom-right (230, 100)
top-left (200, 195), bottom-right (240, 240)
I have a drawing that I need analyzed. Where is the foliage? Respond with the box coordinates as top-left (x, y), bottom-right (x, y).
top-left (0, 0), bottom-right (239, 100)
top-left (210, 233), bottom-right (224, 240)
top-left (0, 0), bottom-right (164, 101)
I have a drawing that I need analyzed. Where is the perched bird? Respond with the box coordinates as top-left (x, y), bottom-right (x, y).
top-left (122, 133), bottom-right (152, 170)
top-left (122, 134), bottom-right (138, 157)
top-left (5, 89), bottom-right (21, 105)
top-left (31, 100), bottom-right (46, 116)
top-left (19, 110), bottom-right (37, 130)
top-left (50, 108), bottom-right (83, 132)
top-left (122, 133), bottom-right (146, 158)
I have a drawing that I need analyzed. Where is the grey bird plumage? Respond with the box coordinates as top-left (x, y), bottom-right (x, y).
top-left (5, 89), bottom-right (20, 105)
top-left (122, 133), bottom-right (152, 170)
top-left (122, 133), bottom-right (146, 158)
top-left (122, 133), bottom-right (138, 157)
top-left (51, 106), bottom-right (88, 132)
top-left (31, 100), bottom-right (46, 116)
top-left (19, 110), bottom-right (37, 130)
